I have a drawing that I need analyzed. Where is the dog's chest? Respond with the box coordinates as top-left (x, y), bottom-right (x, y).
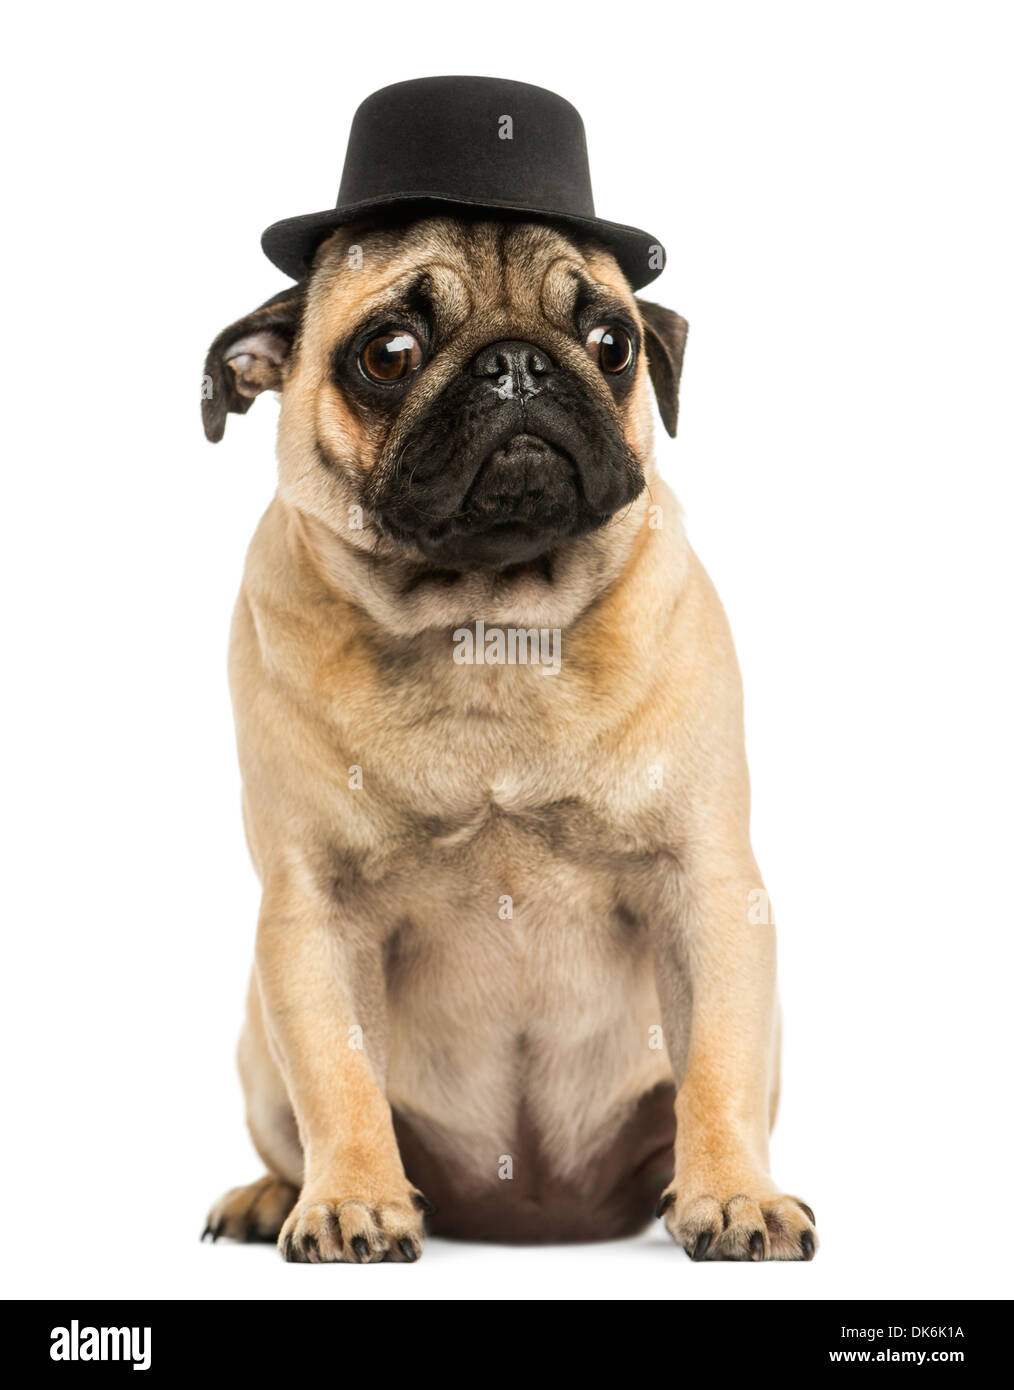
top-left (378, 781), bottom-right (670, 1185)
top-left (372, 764), bottom-right (660, 987)
top-left (379, 781), bottom-right (631, 956)
top-left (414, 776), bottom-right (600, 855)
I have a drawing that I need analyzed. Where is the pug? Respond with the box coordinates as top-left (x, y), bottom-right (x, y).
top-left (200, 216), bottom-right (816, 1262)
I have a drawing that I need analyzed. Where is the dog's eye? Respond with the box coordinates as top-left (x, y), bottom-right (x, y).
top-left (585, 325), bottom-right (633, 375)
top-left (359, 331), bottom-right (423, 383)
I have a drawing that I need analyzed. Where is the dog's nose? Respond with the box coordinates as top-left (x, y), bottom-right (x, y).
top-left (472, 339), bottom-right (554, 401)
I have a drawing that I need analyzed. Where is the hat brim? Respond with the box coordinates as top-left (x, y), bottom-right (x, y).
top-left (261, 193), bottom-right (665, 292)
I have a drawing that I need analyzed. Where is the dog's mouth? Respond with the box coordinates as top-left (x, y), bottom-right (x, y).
top-left (462, 432), bottom-right (579, 528)
top-left (403, 432), bottom-right (586, 567)
top-left (370, 367), bottom-right (645, 571)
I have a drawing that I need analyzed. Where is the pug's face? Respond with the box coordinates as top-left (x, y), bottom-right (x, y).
top-left (204, 217), bottom-right (686, 578)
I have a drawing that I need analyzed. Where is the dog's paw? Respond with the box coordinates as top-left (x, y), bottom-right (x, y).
top-left (278, 1191), bottom-right (429, 1264)
top-left (656, 1186), bottom-right (817, 1261)
top-left (202, 1174), bottom-right (298, 1244)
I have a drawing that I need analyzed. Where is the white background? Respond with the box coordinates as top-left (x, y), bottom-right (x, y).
top-left (2, 0), bottom-right (1011, 1302)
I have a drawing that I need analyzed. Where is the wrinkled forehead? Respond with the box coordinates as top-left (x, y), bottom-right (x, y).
top-left (304, 217), bottom-right (635, 344)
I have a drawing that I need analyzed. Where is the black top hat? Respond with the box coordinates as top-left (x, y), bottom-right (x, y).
top-left (261, 76), bottom-right (666, 291)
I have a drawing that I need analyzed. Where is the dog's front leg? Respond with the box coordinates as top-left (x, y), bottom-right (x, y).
top-left (255, 861), bottom-right (426, 1264)
top-left (652, 845), bottom-right (817, 1261)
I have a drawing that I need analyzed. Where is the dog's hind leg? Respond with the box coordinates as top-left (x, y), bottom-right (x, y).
top-left (203, 971), bottom-right (303, 1243)
top-left (203, 1172), bottom-right (298, 1244)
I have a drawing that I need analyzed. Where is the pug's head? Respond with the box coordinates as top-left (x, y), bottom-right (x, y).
top-left (203, 217), bottom-right (686, 610)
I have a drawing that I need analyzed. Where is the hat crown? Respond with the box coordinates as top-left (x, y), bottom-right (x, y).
top-left (260, 75), bottom-right (664, 290)
top-left (336, 76), bottom-right (596, 219)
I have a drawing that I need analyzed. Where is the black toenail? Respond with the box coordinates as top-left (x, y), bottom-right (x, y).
top-left (691, 1232), bottom-right (712, 1262)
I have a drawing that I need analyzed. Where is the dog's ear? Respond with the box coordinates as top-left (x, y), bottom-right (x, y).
top-left (636, 299), bottom-right (689, 438)
top-left (202, 284), bottom-right (306, 442)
